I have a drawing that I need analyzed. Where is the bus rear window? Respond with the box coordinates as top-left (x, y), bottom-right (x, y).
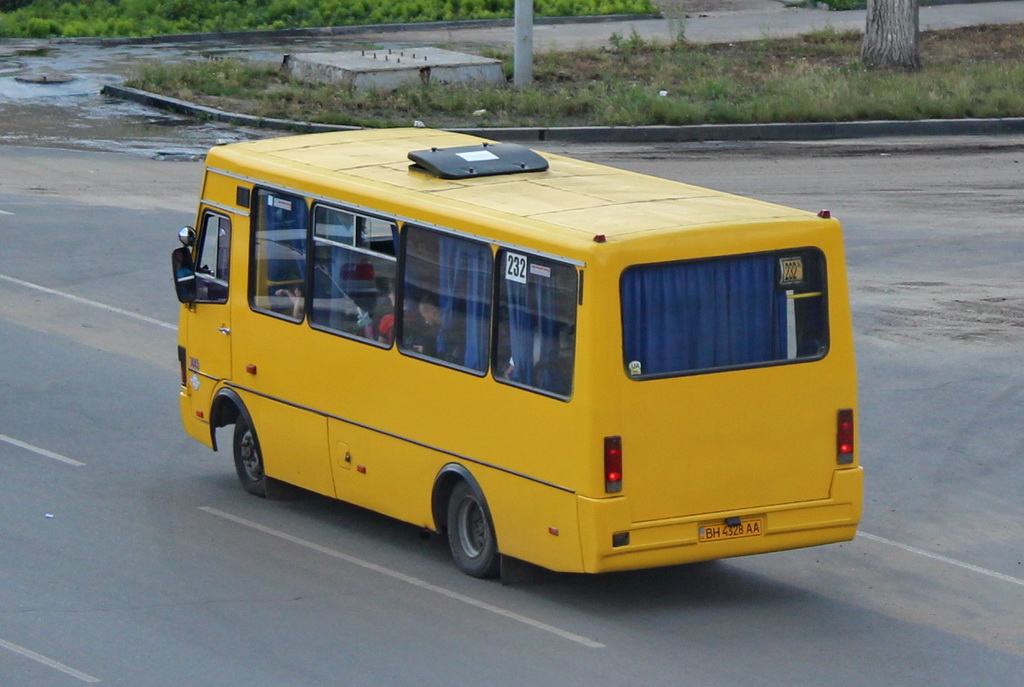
top-left (621, 249), bottom-right (827, 378)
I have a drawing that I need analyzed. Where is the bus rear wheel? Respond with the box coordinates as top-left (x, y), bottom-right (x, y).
top-left (233, 415), bottom-right (267, 497)
top-left (447, 480), bottom-right (500, 578)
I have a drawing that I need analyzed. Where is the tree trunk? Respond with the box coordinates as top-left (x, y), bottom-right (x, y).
top-left (861, 0), bottom-right (920, 70)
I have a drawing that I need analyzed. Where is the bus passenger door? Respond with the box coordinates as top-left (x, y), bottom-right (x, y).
top-left (185, 210), bottom-right (233, 418)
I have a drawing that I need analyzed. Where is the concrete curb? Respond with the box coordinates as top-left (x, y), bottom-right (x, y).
top-left (102, 84), bottom-right (1024, 143)
top-left (102, 84), bottom-right (361, 132)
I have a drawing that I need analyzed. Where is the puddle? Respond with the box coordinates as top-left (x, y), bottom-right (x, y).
top-left (0, 75), bottom-right (100, 99)
top-left (0, 96), bottom-right (264, 158)
top-left (0, 35), bottom-right (394, 157)
top-left (15, 47), bottom-right (54, 58)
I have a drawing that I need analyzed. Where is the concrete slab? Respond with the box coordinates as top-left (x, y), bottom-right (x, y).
top-left (14, 69), bottom-right (76, 84)
top-left (282, 47), bottom-right (504, 91)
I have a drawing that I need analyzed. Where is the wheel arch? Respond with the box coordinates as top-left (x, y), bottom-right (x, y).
top-left (431, 463), bottom-right (491, 534)
top-left (209, 387), bottom-right (251, 451)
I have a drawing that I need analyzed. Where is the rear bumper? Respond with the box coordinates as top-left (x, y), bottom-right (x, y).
top-left (576, 467), bottom-right (863, 573)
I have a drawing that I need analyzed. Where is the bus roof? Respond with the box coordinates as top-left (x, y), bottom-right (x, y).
top-left (209, 128), bottom-right (818, 245)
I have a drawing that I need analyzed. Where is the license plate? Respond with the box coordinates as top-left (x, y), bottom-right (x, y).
top-left (698, 518), bottom-right (764, 543)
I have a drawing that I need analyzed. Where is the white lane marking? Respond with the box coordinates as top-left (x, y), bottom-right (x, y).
top-left (0, 432), bottom-right (85, 466)
top-left (0, 637), bottom-right (100, 683)
top-left (200, 506), bottom-right (605, 649)
top-left (0, 273), bottom-right (175, 330)
top-left (859, 531), bottom-right (1024, 589)
top-left (0, 209), bottom-right (13, 215)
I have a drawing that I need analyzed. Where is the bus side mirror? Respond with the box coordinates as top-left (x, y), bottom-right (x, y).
top-left (172, 245), bottom-right (197, 304)
top-left (178, 226), bottom-right (196, 247)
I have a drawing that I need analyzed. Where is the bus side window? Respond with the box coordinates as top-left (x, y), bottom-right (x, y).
top-left (399, 225), bottom-right (493, 373)
top-left (309, 205), bottom-right (397, 343)
top-left (194, 212), bottom-right (230, 303)
top-left (360, 216), bottom-right (399, 256)
top-left (494, 251), bottom-right (577, 398)
top-left (250, 189), bottom-right (308, 320)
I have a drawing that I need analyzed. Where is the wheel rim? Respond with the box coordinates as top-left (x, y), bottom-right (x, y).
top-left (456, 497), bottom-right (487, 559)
top-left (238, 428), bottom-right (263, 481)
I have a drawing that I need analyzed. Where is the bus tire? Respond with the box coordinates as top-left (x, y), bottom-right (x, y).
top-left (447, 480), bottom-right (500, 578)
top-left (233, 414), bottom-right (267, 498)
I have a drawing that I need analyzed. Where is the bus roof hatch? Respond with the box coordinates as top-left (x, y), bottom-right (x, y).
top-left (408, 142), bottom-right (549, 180)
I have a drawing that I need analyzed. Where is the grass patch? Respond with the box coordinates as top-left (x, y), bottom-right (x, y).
top-left (124, 24), bottom-right (1024, 128)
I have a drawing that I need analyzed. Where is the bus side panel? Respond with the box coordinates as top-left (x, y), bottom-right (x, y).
top-left (324, 417), bottom-right (588, 575)
top-left (243, 392), bottom-right (334, 498)
top-left (179, 390), bottom-right (213, 449)
top-left (202, 170), bottom-right (246, 209)
top-left (326, 418), bottom-right (437, 528)
top-left (177, 309), bottom-right (217, 449)
top-left (476, 468), bottom-right (585, 574)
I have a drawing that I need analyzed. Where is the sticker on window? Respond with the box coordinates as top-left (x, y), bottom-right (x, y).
top-left (779, 256), bottom-right (804, 286)
top-left (271, 196), bottom-right (293, 211)
top-left (505, 252), bottom-right (528, 284)
top-left (628, 361), bottom-right (643, 376)
top-left (529, 264), bottom-right (551, 279)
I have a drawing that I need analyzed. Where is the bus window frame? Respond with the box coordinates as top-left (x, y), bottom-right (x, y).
top-left (307, 201), bottom-right (399, 349)
top-left (492, 250), bottom-right (579, 402)
top-left (397, 223), bottom-right (495, 377)
top-left (248, 186), bottom-right (310, 324)
top-left (193, 210), bottom-right (231, 305)
top-left (620, 246), bottom-right (831, 381)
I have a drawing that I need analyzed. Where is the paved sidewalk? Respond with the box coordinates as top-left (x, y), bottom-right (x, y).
top-left (30, 0), bottom-right (1024, 52)
top-left (329, 1), bottom-right (1024, 52)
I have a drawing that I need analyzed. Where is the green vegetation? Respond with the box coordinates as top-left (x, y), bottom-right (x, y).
top-left (0, 0), bottom-right (657, 38)
top-left (123, 24), bottom-right (1024, 128)
top-left (821, 0), bottom-right (863, 10)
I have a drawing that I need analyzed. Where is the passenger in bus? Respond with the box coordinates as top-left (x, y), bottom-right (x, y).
top-left (275, 285), bottom-right (304, 319)
top-left (405, 292), bottom-right (442, 356)
top-left (375, 278), bottom-right (396, 345)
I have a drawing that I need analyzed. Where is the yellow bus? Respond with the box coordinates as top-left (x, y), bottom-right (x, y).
top-left (171, 128), bottom-right (862, 578)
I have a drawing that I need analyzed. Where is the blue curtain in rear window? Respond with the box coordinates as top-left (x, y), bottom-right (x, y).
top-left (622, 254), bottom-right (787, 376)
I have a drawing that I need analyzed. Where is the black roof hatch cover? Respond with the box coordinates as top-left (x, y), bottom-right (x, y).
top-left (408, 142), bottom-right (549, 179)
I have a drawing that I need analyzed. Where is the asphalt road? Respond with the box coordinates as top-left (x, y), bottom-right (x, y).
top-left (1, 139), bottom-right (1022, 686)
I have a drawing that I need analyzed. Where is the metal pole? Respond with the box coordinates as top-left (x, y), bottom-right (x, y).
top-left (513, 0), bottom-right (534, 88)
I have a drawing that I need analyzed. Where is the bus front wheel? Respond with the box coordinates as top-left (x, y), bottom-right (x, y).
top-left (447, 480), bottom-right (500, 578)
top-left (233, 415), bottom-right (267, 498)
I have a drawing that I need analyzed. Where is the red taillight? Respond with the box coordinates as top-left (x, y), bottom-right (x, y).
top-left (837, 409), bottom-right (854, 464)
top-left (605, 436), bottom-right (623, 493)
